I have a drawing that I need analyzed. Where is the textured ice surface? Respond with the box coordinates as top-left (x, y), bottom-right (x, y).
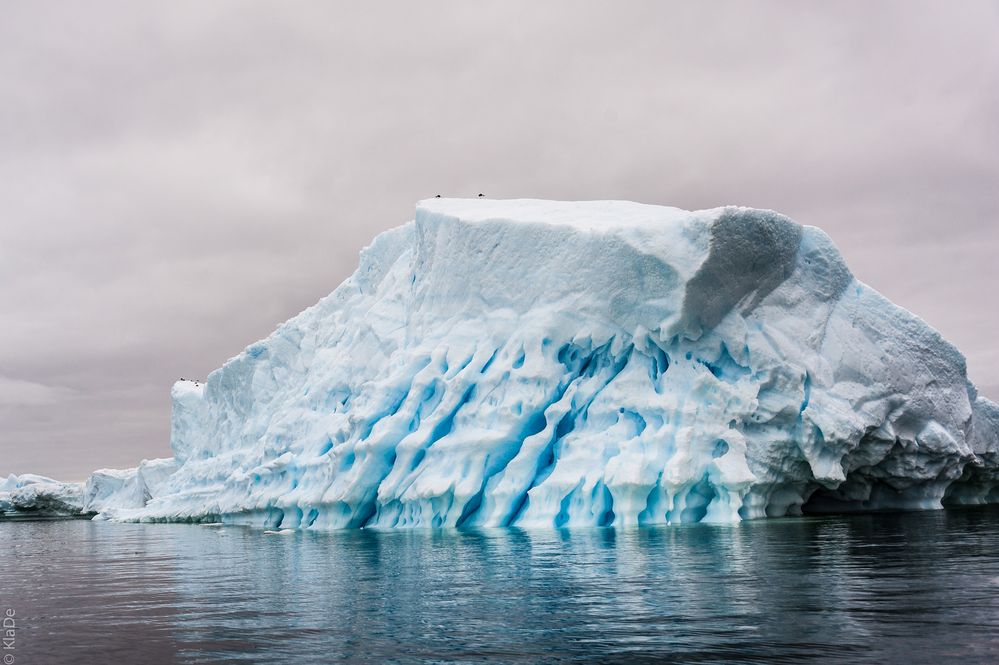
top-left (7, 199), bottom-right (998, 527)
top-left (0, 474), bottom-right (86, 516)
top-left (83, 458), bottom-right (178, 517)
top-left (1, 460), bottom-right (177, 518)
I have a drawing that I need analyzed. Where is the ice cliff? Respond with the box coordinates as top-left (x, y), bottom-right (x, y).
top-left (5, 199), bottom-right (998, 528)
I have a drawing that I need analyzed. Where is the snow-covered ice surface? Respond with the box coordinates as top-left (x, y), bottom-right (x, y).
top-left (6, 199), bottom-right (999, 528)
top-left (83, 458), bottom-right (178, 517)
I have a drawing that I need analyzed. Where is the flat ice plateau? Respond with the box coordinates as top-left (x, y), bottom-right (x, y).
top-left (5, 199), bottom-right (998, 529)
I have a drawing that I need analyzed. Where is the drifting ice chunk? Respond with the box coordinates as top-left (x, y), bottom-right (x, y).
top-left (0, 474), bottom-right (86, 516)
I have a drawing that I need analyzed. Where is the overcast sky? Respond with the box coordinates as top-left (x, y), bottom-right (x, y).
top-left (1, 1), bottom-right (997, 480)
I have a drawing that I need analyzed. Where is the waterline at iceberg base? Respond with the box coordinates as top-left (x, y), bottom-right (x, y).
top-left (5, 199), bottom-right (998, 529)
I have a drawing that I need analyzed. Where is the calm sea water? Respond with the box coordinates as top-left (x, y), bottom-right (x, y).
top-left (1, 508), bottom-right (998, 664)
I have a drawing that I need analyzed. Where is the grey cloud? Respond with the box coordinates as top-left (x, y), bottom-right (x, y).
top-left (1, 1), bottom-right (997, 478)
top-left (0, 376), bottom-right (76, 407)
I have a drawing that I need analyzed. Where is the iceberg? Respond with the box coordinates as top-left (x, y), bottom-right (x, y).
top-left (0, 459), bottom-right (177, 518)
top-left (5, 199), bottom-right (998, 528)
top-left (0, 474), bottom-right (87, 516)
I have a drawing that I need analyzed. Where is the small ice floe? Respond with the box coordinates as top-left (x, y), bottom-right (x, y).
top-left (263, 528), bottom-right (296, 535)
